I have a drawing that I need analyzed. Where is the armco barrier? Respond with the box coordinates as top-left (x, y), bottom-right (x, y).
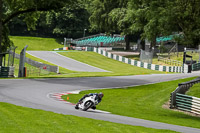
top-left (93, 47), bottom-right (186, 73)
top-left (176, 93), bottom-right (200, 115)
top-left (170, 77), bottom-right (200, 115)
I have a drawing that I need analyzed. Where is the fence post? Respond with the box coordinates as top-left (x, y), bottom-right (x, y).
top-left (18, 45), bottom-right (28, 77)
top-left (170, 91), bottom-right (177, 109)
top-left (39, 68), bottom-right (41, 76)
top-left (24, 67), bottom-right (27, 77)
top-left (27, 69), bottom-right (29, 77)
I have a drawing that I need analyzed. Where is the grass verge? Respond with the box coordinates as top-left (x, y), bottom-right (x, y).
top-left (186, 83), bottom-right (200, 98)
top-left (8, 36), bottom-right (171, 78)
top-left (59, 51), bottom-right (164, 75)
top-left (10, 36), bottom-right (63, 54)
top-left (16, 51), bottom-right (165, 78)
top-left (0, 102), bottom-right (176, 133)
top-left (62, 77), bottom-right (200, 129)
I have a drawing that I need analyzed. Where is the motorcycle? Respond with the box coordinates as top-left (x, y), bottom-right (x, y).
top-left (75, 95), bottom-right (98, 111)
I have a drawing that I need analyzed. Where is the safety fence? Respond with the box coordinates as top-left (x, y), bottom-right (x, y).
top-left (26, 66), bottom-right (51, 77)
top-left (93, 47), bottom-right (185, 73)
top-left (158, 56), bottom-right (182, 66)
top-left (140, 49), bottom-right (153, 64)
top-left (170, 77), bottom-right (200, 115)
top-left (15, 53), bottom-right (59, 73)
top-left (11, 62), bottom-right (53, 77)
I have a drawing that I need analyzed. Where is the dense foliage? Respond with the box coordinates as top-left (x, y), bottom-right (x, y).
top-left (0, 0), bottom-right (74, 49)
top-left (1, 0), bottom-right (200, 65)
top-left (89, 0), bottom-right (200, 48)
top-left (0, 0), bottom-right (75, 65)
top-left (8, 1), bottom-right (90, 38)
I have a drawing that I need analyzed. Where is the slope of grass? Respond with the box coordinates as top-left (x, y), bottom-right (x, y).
top-left (0, 102), bottom-right (176, 133)
top-left (8, 36), bottom-right (81, 77)
top-left (59, 51), bottom-right (164, 76)
top-left (3, 56), bottom-right (54, 77)
top-left (10, 36), bottom-right (63, 53)
top-left (63, 77), bottom-right (200, 129)
top-left (8, 36), bottom-right (166, 78)
top-left (186, 83), bottom-right (200, 98)
top-left (14, 51), bottom-right (165, 78)
top-left (26, 53), bottom-right (75, 75)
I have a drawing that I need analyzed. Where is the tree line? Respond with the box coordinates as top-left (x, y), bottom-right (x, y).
top-left (1, 0), bottom-right (200, 65)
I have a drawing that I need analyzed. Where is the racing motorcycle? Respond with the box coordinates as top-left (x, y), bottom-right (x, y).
top-left (75, 95), bottom-right (98, 111)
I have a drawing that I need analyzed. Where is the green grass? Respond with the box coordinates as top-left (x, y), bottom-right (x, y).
top-left (168, 52), bottom-right (200, 62)
top-left (124, 54), bottom-right (175, 66)
top-left (6, 56), bottom-right (56, 77)
top-left (0, 102), bottom-right (176, 133)
top-left (3, 56), bottom-right (53, 77)
top-left (16, 51), bottom-right (165, 78)
top-left (59, 51), bottom-right (164, 76)
top-left (10, 36), bottom-right (63, 54)
top-left (26, 53), bottom-right (75, 75)
top-left (8, 36), bottom-right (88, 77)
top-left (62, 77), bottom-right (200, 129)
top-left (186, 83), bottom-right (200, 98)
top-left (8, 36), bottom-right (165, 78)
top-left (125, 52), bottom-right (200, 66)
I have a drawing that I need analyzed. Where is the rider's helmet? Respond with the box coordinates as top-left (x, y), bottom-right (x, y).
top-left (98, 92), bottom-right (104, 98)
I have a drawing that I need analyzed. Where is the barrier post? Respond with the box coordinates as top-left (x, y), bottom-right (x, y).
top-left (24, 67), bottom-right (27, 77)
top-left (18, 45), bottom-right (28, 77)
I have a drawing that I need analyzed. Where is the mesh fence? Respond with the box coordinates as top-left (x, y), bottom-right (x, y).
top-left (140, 49), bottom-right (154, 64)
top-left (7, 46), bottom-right (17, 66)
top-left (26, 66), bottom-right (51, 77)
top-left (11, 57), bottom-right (53, 77)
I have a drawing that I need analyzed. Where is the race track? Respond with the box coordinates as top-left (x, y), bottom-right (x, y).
top-left (0, 73), bottom-right (200, 133)
top-left (27, 51), bottom-right (108, 72)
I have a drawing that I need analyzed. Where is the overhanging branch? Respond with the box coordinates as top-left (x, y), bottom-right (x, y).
top-left (2, 8), bottom-right (50, 25)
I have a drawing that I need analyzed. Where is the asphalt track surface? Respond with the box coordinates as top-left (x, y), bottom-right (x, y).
top-left (1, 73), bottom-right (200, 132)
top-left (27, 51), bottom-right (108, 72)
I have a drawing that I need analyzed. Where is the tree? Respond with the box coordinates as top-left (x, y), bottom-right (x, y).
top-left (0, 0), bottom-right (75, 66)
top-left (89, 0), bottom-right (132, 50)
top-left (168, 0), bottom-right (200, 47)
top-left (127, 0), bottom-right (200, 48)
top-left (46, 1), bottom-right (90, 38)
top-left (125, 0), bottom-right (165, 49)
top-left (8, 1), bottom-right (90, 39)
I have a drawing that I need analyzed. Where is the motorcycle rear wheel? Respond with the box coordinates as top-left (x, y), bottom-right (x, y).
top-left (83, 101), bottom-right (93, 111)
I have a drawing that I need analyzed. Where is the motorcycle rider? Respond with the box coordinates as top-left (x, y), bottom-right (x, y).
top-left (75, 92), bottom-right (104, 110)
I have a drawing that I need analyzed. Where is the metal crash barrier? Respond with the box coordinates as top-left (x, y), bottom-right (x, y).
top-left (170, 77), bottom-right (200, 115)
